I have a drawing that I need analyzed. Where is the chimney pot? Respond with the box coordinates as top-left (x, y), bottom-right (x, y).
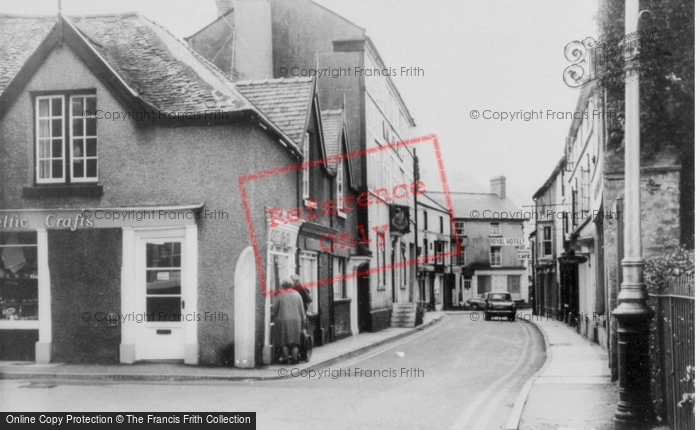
top-left (216, 0), bottom-right (234, 17)
top-left (490, 176), bottom-right (506, 199)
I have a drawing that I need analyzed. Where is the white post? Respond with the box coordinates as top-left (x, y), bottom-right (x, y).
top-left (35, 229), bottom-right (51, 363)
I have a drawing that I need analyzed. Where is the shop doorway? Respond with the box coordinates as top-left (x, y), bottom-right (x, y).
top-left (135, 233), bottom-right (187, 361)
top-left (357, 263), bottom-right (371, 333)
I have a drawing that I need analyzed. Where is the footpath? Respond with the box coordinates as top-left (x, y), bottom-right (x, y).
top-left (512, 313), bottom-right (618, 430)
top-left (0, 312), bottom-right (444, 383)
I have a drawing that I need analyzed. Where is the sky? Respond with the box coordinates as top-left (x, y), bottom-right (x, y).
top-left (1, 0), bottom-right (598, 211)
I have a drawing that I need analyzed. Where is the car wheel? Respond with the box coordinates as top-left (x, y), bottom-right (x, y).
top-left (470, 304), bottom-right (479, 311)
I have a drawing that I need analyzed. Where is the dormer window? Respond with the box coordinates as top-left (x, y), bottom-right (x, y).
top-left (35, 93), bottom-right (97, 184)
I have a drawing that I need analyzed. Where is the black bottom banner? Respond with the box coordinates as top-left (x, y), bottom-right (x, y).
top-left (3, 413), bottom-right (255, 429)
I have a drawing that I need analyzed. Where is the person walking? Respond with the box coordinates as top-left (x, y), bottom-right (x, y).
top-left (291, 274), bottom-right (313, 314)
top-left (272, 277), bottom-right (306, 364)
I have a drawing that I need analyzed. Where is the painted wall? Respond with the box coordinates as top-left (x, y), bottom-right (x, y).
top-left (462, 220), bottom-right (526, 268)
top-left (48, 229), bottom-right (122, 363)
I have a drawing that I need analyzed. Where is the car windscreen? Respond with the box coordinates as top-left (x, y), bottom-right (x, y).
top-left (489, 293), bottom-right (511, 301)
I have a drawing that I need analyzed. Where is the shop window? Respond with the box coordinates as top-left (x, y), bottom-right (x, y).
top-left (490, 247), bottom-right (502, 267)
top-left (299, 252), bottom-right (318, 314)
top-left (477, 276), bottom-right (491, 294)
top-left (507, 275), bottom-right (521, 293)
top-left (0, 233), bottom-right (38, 321)
top-left (489, 222), bottom-right (501, 236)
top-left (36, 94), bottom-right (98, 184)
top-left (332, 257), bottom-right (346, 300)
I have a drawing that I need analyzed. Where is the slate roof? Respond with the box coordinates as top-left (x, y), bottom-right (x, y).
top-left (0, 15), bottom-right (55, 96)
top-left (426, 191), bottom-right (526, 221)
top-left (320, 109), bottom-right (343, 172)
top-left (0, 13), bottom-right (252, 114)
top-left (236, 78), bottom-right (315, 147)
top-left (417, 192), bottom-right (449, 213)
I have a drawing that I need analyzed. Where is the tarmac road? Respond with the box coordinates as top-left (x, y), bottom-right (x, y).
top-left (0, 312), bottom-right (545, 429)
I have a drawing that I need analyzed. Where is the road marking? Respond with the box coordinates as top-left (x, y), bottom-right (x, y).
top-left (338, 316), bottom-right (447, 368)
top-left (471, 325), bottom-right (539, 429)
top-left (485, 334), bottom-right (522, 346)
top-left (449, 321), bottom-right (532, 430)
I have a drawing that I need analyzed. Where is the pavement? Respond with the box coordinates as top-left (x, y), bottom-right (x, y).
top-left (511, 312), bottom-right (618, 430)
top-left (0, 311), bottom-right (445, 383)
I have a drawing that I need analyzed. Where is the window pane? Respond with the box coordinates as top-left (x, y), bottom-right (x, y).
top-left (39, 99), bottom-right (49, 117)
top-left (86, 159), bottom-right (97, 178)
top-left (86, 138), bottom-right (97, 157)
top-left (52, 140), bottom-right (62, 158)
top-left (51, 97), bottom-right (62, 116)
top-left (73, 119), bottom-right (83, 137)
top-left (71, 97), bottom-right (83, 117)
top-left (146, 297), bottom-right (181, 321)
top-left (147, 242), bottom-right (181, 268)
top-left (73, 160), bottom-right (84, 178)
top-left (85, 97), bottom-right (96, 113)
top-left (73, 139), bottom-right (84, 157)
top-left (147, 270), bottom-right (181, 295)
top-left (52, 160), bottom-right (63, 178)
top-left (39, 140), bottom-right (50, 158)
top-left (39, 119), bottom-right (50, 138)
top-left (0, 232), bottom-right (39, 321)
top-left (86, 118), bottom-right (96, 136)
top-left (39, 160), bottom-right (50, 179)
top-left (52, 119), bottom-right (62, 137)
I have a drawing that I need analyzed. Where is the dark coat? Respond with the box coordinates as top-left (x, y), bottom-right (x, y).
top-left (272, 291), bottom-right (305, 346)
top-left (296, 287), bottom-right (313, 311)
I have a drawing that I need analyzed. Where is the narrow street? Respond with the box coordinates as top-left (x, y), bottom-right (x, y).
top-left (0, 314), bottom-right (545, 429)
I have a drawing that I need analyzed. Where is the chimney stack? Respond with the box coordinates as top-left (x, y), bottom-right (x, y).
top-left (216, 0), bottom-right (234, 17)
top-left (490, 176), bottom-right (506, 199)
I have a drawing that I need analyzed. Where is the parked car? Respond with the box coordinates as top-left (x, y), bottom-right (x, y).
top-left (465, 294), bottom-right (487, 310)
top-left (484, 292), bottom-right (516, 321)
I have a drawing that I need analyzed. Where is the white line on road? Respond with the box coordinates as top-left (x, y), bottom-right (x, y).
top-left (338, 316), bottom-right (448, 369)
top-left (471, 325), bottom-right (538, 429)
top-left (449, 321), bottom-right (532, 430)
top-left (484, 334), bottom-right (522, 346)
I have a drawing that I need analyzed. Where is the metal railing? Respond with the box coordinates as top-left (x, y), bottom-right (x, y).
top-left (649, 274), bottom-right (695, 430)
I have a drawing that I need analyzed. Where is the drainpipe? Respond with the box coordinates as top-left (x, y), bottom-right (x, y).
top-left (611, 2), bottom-right (655, 428)
top-left (412, 149), bottom-right (419, 305)
top-left (532, 196), bottom-right (539, 315)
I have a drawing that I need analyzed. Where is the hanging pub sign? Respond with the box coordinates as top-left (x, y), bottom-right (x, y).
top-left (557, 248), bottom-right (588, 264)
top-left (389, 204), bottom-right (411, 235)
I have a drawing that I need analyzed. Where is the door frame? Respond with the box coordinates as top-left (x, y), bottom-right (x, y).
top-left (119, 225), bottom-right (198, 364)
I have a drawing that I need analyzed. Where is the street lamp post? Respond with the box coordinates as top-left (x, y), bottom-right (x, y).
top-left (611, 0), bottom-right (655, 428)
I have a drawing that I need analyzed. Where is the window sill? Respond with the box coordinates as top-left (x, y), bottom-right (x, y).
top-left (23, 184), bottom-right (103, 199)
top-left (333, 297), bottom-right (351, 304)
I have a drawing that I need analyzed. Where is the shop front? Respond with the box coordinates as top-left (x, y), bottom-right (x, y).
top-left (0, 206), bottom-right (201, 364)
